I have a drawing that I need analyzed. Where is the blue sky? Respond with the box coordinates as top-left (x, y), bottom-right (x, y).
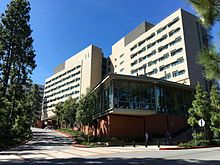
top-left (0, 0), bottom-right (219, 85)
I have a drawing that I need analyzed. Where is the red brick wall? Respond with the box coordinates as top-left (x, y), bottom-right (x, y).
top-left (83, 114), bottom-right (187, 137)
top-left (168, 114), bottom-right (187, 133)
top-left (145, 114), bottom-right (187, 135)
top-left (108, 114), bottom-right (145, 137)
top-left (145, 114), bottom-right (168, 134)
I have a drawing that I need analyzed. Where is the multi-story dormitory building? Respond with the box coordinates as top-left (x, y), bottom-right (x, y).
top-left (42, 9), bottom-right (210, 138)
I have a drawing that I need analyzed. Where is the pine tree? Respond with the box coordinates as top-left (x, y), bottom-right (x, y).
top-left (188, 0), bottom-right (220, 81)
top-left (31, 84), bottom-right (42, 125)
top-left (187, 82), bottom-right (212, 139)
top-left (0, 0), bottom-right (36, 141)
top-left (210, 85), bottom-right (220, 138)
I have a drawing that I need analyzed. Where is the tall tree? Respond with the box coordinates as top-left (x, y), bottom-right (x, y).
top-left (53, 97), bottom-right (78, 129)
top-left (188, 0), bottom-right (220, 28)
top-left (76, 89), bottom-right (96, 126)
top-left (188, 83), bottom-right (212, 139)
top-left (210, 85), bottom-right (220, 138)
top-left (76, 89), bottom-right (96, 142)
top-left (188, 0), bottom-right (220, 80)
top-left (54, 102), bottom-right (64, 129)
top-left (198, 47), bottom-right (220, 80)
top-left (0, 0), bottom-right (36, 140)
top-left (31, 84), bottom-right (43, 125)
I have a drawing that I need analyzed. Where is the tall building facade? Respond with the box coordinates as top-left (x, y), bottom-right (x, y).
top-left (42, 45), bottom-right (103, 120)
top-left (107, 9), bottom-right (208, 87)
top-left (42, 9), bottom-right (209, 137)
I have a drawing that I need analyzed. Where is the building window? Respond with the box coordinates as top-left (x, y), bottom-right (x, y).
top-left (168, 17), bottom-right (180, 27)
top-left (130, 44), bottom-right (137, 51)
top-left (146, 32), bottom-right (156, 41)
top-left (138, 39), bottom-right (146, 47)
top-left (120, 61), bottom-right (124, 65)
top-left (169, 27), bottom-right (181, 37)
top-left (158, 44), bottom-right (169, 52)
top-left (169, 36), bottom-right (182, 46)
top-left (147, 68), bottom-right (158, 76)
top-left (148, 59), bottom-right (157, 67)
top-left (130, 53), bottom-right (138, 59)
top-left (171, 57), bottom-right (184, 67)
top-left (172, 70), bottom-right (186, 77)
top-left (120, 54), bottom-right (124, 58)
top-left (159, 64), bottom-right (170, 72)
top-left (157, 25), bottom-right (167, 34)
top-left (145, 49), bottom-right (157, 58)
top-left (170, 48), bottom-right (183, 56)
top-left (158, 53), bottom-right (169, 62)
top-left (120, 68), bottom-right (124, 72)
top-left (147, 41), bottom-right (156, 49)
top-left (137, 47), bottom-right (146, 54)
top-left (161, 73), bottom-right (171, 80)
top-left (131, 60), bottom-right (138, 67)
top-left (157, 34), bottom-right (168, 43)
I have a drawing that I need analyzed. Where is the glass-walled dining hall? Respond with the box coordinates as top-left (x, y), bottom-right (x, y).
top-left (94, 74), bottom-right (194, 117)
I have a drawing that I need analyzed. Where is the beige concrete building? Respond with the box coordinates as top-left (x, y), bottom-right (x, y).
top-left (42, 45), bottom-right (103, 120)
top-left (42, 8), bottom-right (209, 123)
top-left (107, 9), bottom-right (208, 87)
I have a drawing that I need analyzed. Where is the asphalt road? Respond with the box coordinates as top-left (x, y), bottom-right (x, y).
top-left (0, 128), bottom-right (220, 165)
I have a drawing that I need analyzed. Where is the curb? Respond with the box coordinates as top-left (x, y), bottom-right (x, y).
top-left (53, 129), bottom-right (88, 148)
top-left (160, 145), bottom-right (219, 150)
top-left (53, 129), bottom-right (72, 138)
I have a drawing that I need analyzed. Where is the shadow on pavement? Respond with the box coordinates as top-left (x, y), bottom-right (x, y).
top-left (0, 157), bottom-right (219, 165)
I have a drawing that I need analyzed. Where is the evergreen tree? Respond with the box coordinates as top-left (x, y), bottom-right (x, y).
top-left (0, 0), bottom-right (36, 141)
top-left (31, 84), bottom-right (42, 125)
top-left (188, 0), bottom-right (220, 80)
top-left (210, 85), bottom-right (220, 138)
top-left (198, 47), bottom-right (220, 80)
top-left (188, 83), bottom-right (212, 139)
top-left (188, 0), bottom-right (220, 28)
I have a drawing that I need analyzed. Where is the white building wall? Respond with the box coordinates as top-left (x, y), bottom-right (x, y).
top-left (42, 45), bottom-right (103, 120)
top-left (109, 9), bottom-right (206, 87)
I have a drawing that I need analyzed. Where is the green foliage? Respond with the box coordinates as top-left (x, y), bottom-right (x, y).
top-left (179, 139), bottom-right (210, 147)
top-left (198, 47), bottom-right (220, 80)
top-left (187, 83), bottom-right (210, 127)
top-left (187, 82), bottom-right (212, 140)
top-left (0, 0), bottom-right (36, 147)
top-left (188, 0), bottom-right (220, 28)
top-left (76, 88), bottom-right (97, 125)
top-left (192, 131), bottom-right (206, 140)
top-left (187, 83), bottom-right (220, 140)
top-left (31, 84), bottom-right (42, 124)
top-left (210, 85), bottom-right (220, 138)
top-left (188, 0), bottom-right (220, 80)
top-left (54, 97), bottom-right (78, 128)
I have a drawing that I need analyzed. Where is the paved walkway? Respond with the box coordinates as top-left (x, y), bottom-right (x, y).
top-left (0, 128), bottom-right (157, 164)
top-left (1, 128), bottom-right (219, 165)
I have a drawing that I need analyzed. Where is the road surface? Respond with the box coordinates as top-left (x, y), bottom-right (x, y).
top-left (0, 128), bottom-right (219, 164)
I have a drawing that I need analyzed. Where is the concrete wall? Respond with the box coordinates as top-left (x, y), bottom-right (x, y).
top-left (181, 9), bottom-right (207, 87)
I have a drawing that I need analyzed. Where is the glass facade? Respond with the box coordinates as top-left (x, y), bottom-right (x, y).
top-left (95, 78), bottom-right (193, 117)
